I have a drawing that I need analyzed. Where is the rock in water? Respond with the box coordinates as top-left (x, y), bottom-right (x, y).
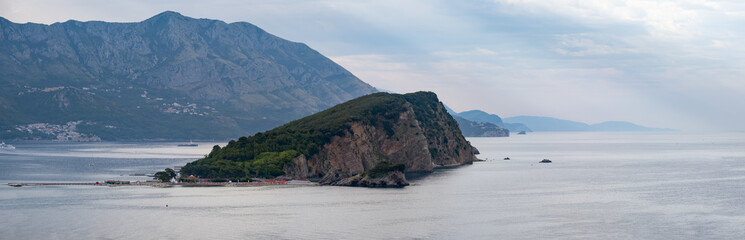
top-left (472, 146), bottom-right (481, 155)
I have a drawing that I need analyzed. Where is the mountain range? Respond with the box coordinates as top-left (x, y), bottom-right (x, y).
top-left (0, 11), bottom-right (668, 141)
top-left (503, 116), bottom-right (673, 132)
top-left (448, 107), bottom-right (669, 133)
top-left (0, 11), bottom-right (375, 140)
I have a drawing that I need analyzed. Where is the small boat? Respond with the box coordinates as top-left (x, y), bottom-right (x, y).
top-left (503, 157), bottom-right (510, 160)
top-left (540, 159), bottom-right (552, 163)
top-left (8, 183), bottom-right (23, 187)
top-left (0, 141), bottom-right (15, 150)
top-left (177, 140), bottom-right (198, 147)
top-left (518, 131), bottom-right (527, 135)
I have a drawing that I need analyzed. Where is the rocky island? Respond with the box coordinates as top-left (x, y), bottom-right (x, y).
top-left (180, 91), bottom-right (478, 187)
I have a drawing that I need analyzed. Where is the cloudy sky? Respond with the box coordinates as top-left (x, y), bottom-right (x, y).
top-left (2, 0), bottom-right (744, 131)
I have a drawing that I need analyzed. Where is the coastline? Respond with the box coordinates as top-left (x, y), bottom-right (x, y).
top-left (7, 180), bottom-right (317, 188)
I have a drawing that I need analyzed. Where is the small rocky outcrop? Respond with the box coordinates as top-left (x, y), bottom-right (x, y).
top-left (471, 146), bottom-right (480, 155)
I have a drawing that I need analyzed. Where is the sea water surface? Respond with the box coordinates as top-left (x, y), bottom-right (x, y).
top-left (1, 132), bottom-right (745, 239)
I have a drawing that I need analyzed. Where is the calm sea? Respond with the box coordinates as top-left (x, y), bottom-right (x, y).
top-left (1, 132), bottom-right (744, 239)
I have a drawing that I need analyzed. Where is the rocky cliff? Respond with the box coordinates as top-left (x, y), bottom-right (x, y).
top-left (0, 11), bottom-right (376, 140)
top-left (181, 92), bottom-right (477, 187)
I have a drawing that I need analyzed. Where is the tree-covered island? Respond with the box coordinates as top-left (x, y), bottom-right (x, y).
top-left (174, 92), bottom-right (477, 187)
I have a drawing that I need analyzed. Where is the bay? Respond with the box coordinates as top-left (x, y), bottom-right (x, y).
top-left (1, 132), bottom-right (744, 239)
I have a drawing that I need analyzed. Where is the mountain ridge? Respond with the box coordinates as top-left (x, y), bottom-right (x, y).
top-left (504, 116), bottom-right (673, 132)
top-left (0, 11), bottom-right (376, 140)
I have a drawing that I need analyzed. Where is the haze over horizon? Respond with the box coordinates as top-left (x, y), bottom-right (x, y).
top-left (3, 0), bottom-right (744, 131)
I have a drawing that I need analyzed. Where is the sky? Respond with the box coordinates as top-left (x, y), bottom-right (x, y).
top-left (2, 0), bottom-right (744, 131)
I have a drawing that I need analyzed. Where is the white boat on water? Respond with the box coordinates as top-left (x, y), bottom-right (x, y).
top-left (0, 141), bottom-right (15, 150)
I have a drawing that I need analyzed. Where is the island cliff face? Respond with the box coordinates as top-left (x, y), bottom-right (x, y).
top-left (287, 100), bottom-right (474, 185)
top-left (181, 92), bottom-right (477, 187)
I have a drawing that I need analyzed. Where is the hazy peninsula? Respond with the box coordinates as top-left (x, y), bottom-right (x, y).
top-left (504, 116), bottom-right (674, 132)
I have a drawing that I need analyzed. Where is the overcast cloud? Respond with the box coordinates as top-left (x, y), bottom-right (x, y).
top-left (2, 0), bottom-right (744, 131)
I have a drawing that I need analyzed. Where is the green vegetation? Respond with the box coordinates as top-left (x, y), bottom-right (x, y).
top-left (181, 92), bottom-right (447, 179)
top-left (363, 161), bottom-right (406, 178)
top-left (210, 178), bottom-right (229, 183)
top-left (154, 168), bottom-right (177, 182)
top-left (181, 149), bottom-right (300, 179)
